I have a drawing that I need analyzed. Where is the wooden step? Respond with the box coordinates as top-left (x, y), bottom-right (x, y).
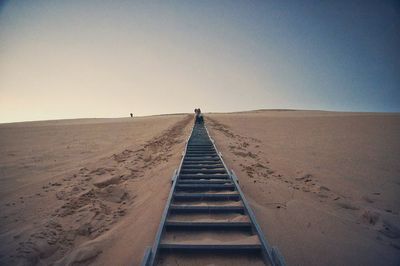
top-left (173, 193), bottom-right (240, 201)
top-left (176, 184), bottom-right (235, 190)
top-left (179, 174), bottom-right (230, 179)
top-left (169, 205), bottom-right (245, 214)
top-left (159, 243), bottom-right (262, 252)
top-left (165, 221), bottom-right (252, 230)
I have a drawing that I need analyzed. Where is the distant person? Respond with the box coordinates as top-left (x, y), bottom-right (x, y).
top-left (130, 113), bottom-right (133, 118)
top-left (194, 107), bottom-right (203, 124)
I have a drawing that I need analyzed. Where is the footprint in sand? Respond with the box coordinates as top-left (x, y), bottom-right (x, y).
top-left (361, 209), bottom-right (380, 225)
top-left (336, 201), bottom-right (360, 211)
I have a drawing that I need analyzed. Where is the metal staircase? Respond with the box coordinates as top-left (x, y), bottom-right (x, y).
top-left (140, 118), bottom-right (285, 266)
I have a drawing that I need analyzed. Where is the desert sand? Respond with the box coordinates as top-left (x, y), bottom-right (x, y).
top-left (0, 115), bottom-right (193, 265)
top-left (206, 110), bottom-right (400, 266)
top-left (0, 110), bottom-right (399, 266)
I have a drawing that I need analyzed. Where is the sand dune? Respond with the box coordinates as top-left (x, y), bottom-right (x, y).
top-left (206, 110), bottom-right (400, 266)
top-left (1, 110), bottom-right (399, 265)
top-left (0, 115), bottom-right (193, 265)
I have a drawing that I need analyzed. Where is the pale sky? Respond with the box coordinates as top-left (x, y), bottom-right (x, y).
top-left (1, 1), bottom-right (399, 123)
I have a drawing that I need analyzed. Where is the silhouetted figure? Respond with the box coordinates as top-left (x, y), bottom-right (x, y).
top-left (194, 108), bottom-right (203, 124)
top-left (130, 113), bottom-right (133, 118)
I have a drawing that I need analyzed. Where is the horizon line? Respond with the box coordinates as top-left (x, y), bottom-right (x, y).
top-left (1, 108), bottom-right (400, 125)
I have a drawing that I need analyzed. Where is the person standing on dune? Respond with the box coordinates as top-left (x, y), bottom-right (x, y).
top-left (194, 108), bottom-right (203, 123)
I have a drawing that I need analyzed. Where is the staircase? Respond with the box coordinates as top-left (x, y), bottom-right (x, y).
top-left (140, 118), bottom-right (285, 266)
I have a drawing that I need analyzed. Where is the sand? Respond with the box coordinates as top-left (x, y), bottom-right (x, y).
top-left (206, 110), bottom-right (400, 266)
top-left (0, 115), bottom-right (193, 266)
top-left (1, 110), bottom-right (399, 266)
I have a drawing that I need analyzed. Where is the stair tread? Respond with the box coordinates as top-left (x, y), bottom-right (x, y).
top-left (176, 184), bottom-right (235, 189)
top-left (159, 243), bottom-right (262, 251)
top-left (170, 205), bottom-right (243, 209)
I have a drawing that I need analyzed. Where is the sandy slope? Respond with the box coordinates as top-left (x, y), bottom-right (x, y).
top-left (206, 110), bottom-right (400, 266)
top-left (1, 110), bottom-right (399, 266)
top-left (0, 115), bottom-right (193, 265)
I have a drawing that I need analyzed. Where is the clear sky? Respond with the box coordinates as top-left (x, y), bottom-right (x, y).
top-left (0, 1), bottom-right (399, 123)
